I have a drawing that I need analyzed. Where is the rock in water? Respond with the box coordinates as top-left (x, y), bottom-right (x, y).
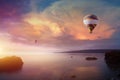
top-left (0, 56), bottom-right (23, 72)
top-left (86, 57), bottom-right (97, 60)
top-left (71, 75), bottom-right (76, 78)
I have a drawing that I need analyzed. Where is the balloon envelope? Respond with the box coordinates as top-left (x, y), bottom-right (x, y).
top-left (83, 14), bottom-right (98, 33)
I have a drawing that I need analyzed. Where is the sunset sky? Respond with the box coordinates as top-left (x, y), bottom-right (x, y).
top-left (0, 0), bottom-right (120, 51)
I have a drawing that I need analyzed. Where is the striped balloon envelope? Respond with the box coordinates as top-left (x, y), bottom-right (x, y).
top-left (83, 14), bottom-right (99, 33)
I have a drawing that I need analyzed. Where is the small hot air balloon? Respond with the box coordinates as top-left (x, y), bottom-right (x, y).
top-left (83, 14), bottom-right (98, 33)
top-left (35, 40), bottom-right (37, 44)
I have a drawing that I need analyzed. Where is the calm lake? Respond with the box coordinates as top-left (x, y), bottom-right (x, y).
top-left (0, 52), bottom-right (119, 80)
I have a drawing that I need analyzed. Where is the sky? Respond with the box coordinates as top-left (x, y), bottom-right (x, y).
top-left (0, 0), bottom-right (120, 51)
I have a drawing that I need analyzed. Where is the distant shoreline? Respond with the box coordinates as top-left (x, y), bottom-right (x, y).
top-left (58, 49), bottom-right (120, 53)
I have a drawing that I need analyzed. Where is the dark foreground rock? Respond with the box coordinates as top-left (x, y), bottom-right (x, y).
top-left (105, 50), bottom-right (120, 80)
top-left (105, 50), bottom-right (120, 70)
top-left (0, 56), bottom-right (23, 72)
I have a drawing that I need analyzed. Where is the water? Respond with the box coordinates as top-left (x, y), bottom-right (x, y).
top-left (0, 53), bottom-right (119, 80)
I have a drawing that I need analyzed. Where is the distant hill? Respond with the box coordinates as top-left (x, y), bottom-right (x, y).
top-left (60, 49), bottom-right (120, 53)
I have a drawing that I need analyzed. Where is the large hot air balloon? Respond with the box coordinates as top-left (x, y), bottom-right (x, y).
top-left (83, 14), bottom-right (98, 33)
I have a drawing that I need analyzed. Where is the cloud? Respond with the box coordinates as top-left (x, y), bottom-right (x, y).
top-left (42, 0), bottom-right (117, 40)
top-left (0, 0), bottom-right (120, 49)
top-left (0, 0), bottom-right (30, 18)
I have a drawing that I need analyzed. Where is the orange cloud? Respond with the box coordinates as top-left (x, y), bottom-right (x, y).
top-left (69, 22), bottom-right (115, 40)
top-left (23, 12), bottom-right (62, 38)
top-left (19, 12), bottom-right (115, 42)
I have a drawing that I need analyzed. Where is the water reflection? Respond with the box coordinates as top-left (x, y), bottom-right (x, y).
top-left (60, 66), bottom-right (102, 80)
top-left (0, 53), bottom-right (117, 80)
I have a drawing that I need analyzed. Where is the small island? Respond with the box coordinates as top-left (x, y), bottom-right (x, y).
top-left (86, 57), bottom-right (98, 60)
top-left (0, 56), bottom-right (23, 72)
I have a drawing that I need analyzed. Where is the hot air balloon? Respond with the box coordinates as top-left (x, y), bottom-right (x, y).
top-left (83, 14), bottom-right (98, 33)
top-left (35, 40), bottom-right (37, 44)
